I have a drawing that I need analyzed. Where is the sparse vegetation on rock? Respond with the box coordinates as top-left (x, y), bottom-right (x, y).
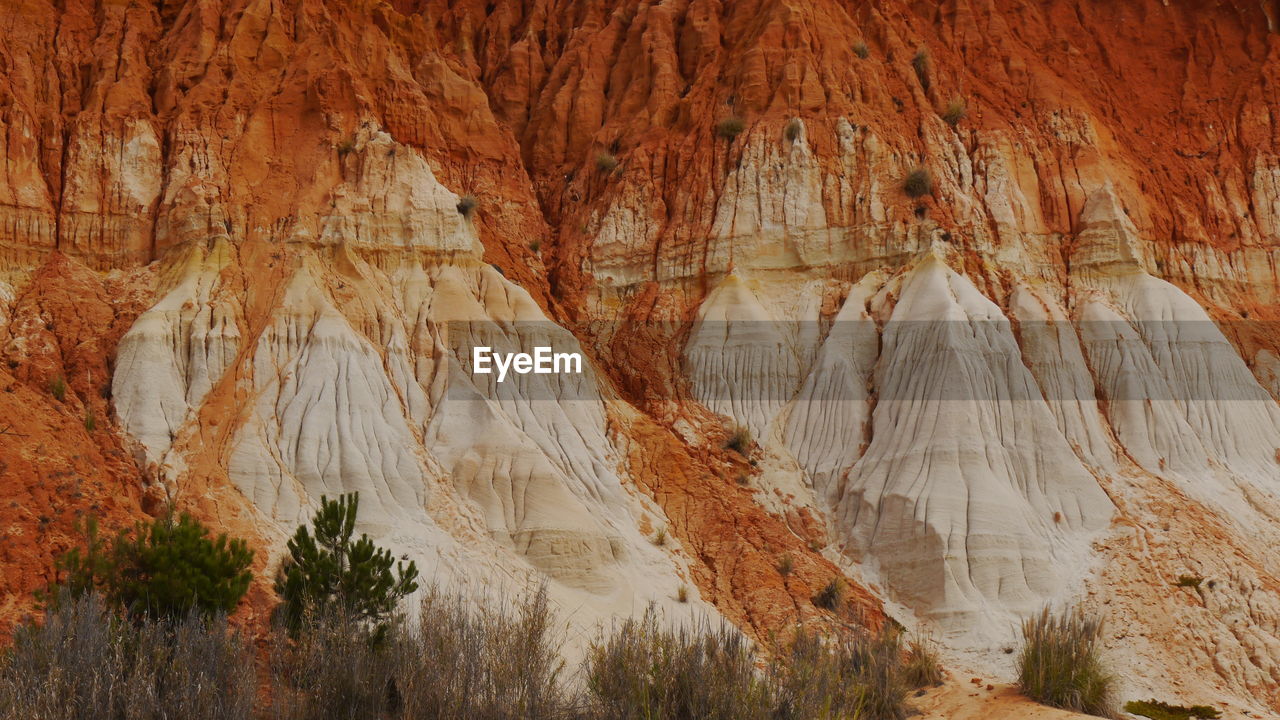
top-left (725, 424), bottom-right (752, 454)
top-left (1124, 699), bottom-right (1221, 720)
top-left (912, 48), bottom-right (932, 92)
top-left (457, 194), bottom-right (478, 218)
top-left (48, 375), bottom-right (66, 402)
top-left (942, 96), bottom-right (967, 126)
top-left (785, 117), bottom-right (803, 142)
top-left (1017, 606), bottom-right (1115, 717)
top-left (595, 152), bottom-right (619, 172)
top-left (904, 168), bottom-right (933, 198)
top-left (716, 115), bottom-right (746, 140)
top-left (813, 578), bottom-right (844, 610)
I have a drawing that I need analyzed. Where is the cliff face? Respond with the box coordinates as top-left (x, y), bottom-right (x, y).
top-left (3, 0), bottom-right (1280, 714)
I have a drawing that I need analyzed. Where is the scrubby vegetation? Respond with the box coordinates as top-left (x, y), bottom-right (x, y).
top-left (777, 552), bottom-right (795, 577)
top-left (595, 152), bottom-right (618, 172)
top-left (0, 593), bottom-right (253, 720)
top-left (4, 495), bottom-right (934, 720)
top-left (941, 96), bottom-right (967, 126)
top-left (912, 48), bottom-right (931, 92)
top-left (715, 115), bottom-right (746, 141)
top-left (1173, 575), bottom-right (1203, 589)
top-left (900, 635), bottom-right (944, 689)
top-left (1017, 607), bottom-right (1116, 718)
top-left (725, 424), bottom-right (752, 454)
top-left (457, 194), bottom-right (478, 218)
top-left (48, 375), bottom-right (66, 402)
top-left (1124, 699), bottom-right (1221, 720)
top-left (43, 512), bottom-right (254, 621)
top-left (268, 586), bottom-right (575, 720)
top-left (853, 41), bottom-right (870, 59)
top-left (903, 168), bottom-right (932, 198)
top-left (785, 117), bottom-right (803, 142)
top-left (813, 578), bottom-right (844, 610)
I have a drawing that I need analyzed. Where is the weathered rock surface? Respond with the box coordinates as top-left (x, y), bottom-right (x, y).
top-left (3, 0), bottom-right (1280, 714)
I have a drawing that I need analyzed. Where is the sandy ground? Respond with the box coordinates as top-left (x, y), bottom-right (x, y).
top-left (910, 682), bottom-right (1103, 720)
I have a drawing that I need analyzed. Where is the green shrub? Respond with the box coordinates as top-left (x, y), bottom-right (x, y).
top-left (0, 593), bottom-right (253, 720)
top-left (268, 585), bottom-right (574, 720)
top-left (784, 117), bottom-right (803, 143)
top-left (853, 41), bottom-right (870, 59)
top-left (44, 512), bottom-right (254, 621)
top-left (595, 152), bottom-right (619, 172)
top-left (457, 195), bottom-right (478, 219)
top-left (813, 578), bottom-right (844, 610)
top-left (912, 48), bottom-right (931, 92)
top-left (715, 115), bottom-right (746, 141)
top-left (903, 168), bottom-right (932, 198)
top-left (1124, 699), bottom-right (1221, 720)
top-left (83, 409), bottom-right (96, 432)
top-left (1017, 607), bottom-right (1116, 717)
top-left (653, 527), bottom-right (668, 546)
top-left (48, 375), bottom-right (66, 402)
top-left (941, 96), bottom-right (967, 126)
top-left (274, 492), bottom-right (419, 637)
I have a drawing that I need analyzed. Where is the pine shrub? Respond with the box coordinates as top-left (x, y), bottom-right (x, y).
top-left (44, 512), bottom-right (254, 621)
top-left (274, 492), bottom-right (419, 637)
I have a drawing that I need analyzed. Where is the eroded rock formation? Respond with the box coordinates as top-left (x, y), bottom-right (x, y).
top-left (3, 0), bottom-right (1280, 714)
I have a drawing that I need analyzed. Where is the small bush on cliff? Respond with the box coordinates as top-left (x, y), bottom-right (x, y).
top-left (595, 152), bottom-right (619, 172)
top-left (457, 194), bottom-right (478, 219)
top-left (904, 168), bottom-right (933, 198)
top-left (48, 375), bottom-right (66, 402)
top-left (44, 512), bottom-right (254, 621)
top-left (1017, 606), bottom-right (1116, 717)
top-left (715, 115), bottom-right (746, 141)
top-left (0, 593), bottom-right (253, 720)
top-left (941, 96), bottom-right (967, 126)
top-left (912, 48), bottom-right (931, 92)
top-left (813, 578), bottom-right (844, 610)
top-left (784, 117), bottom-right (803, 143)
top-left (776, 553), bottom-right (794, 577)
top-left (275, 492), bottom-right (419, 637)
top-left (853, 40), bottom-right (870, 59)
top-left (724, 424), bottom-right (752, 454)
